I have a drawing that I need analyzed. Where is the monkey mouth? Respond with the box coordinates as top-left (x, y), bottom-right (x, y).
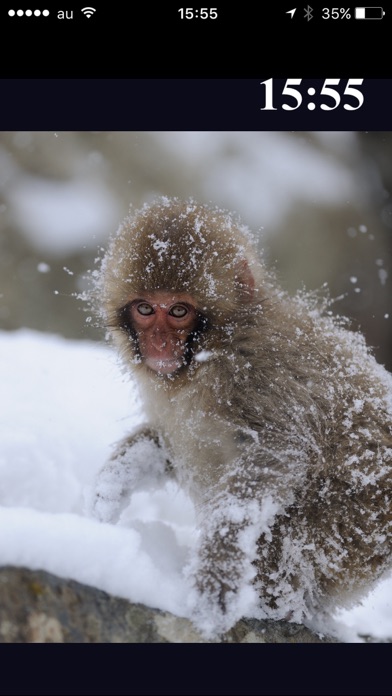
top-left (145, 356), bottom-right (184, 374)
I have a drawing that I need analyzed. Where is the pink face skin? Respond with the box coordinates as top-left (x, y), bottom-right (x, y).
top-left (129, 291), bottom-right (198, 374)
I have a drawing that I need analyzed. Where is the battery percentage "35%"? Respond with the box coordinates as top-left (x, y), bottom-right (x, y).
top-left (321, 7), bottom-right (385, 19)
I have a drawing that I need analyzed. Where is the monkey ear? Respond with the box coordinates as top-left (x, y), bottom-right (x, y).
top-left (236, 259), bottom-right (255, 302)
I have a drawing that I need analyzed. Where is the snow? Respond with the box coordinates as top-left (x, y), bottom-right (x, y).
top-left (0, 328), bottom-right (391, 641)
top-left (0, 330), bottom-right (195, 618)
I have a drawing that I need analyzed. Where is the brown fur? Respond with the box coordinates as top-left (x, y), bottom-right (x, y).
top-left (92, 197), bottom-right (392, 637)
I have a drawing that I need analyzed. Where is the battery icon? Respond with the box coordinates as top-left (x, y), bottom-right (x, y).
top-left (355, 7), bottom-right (385, 18)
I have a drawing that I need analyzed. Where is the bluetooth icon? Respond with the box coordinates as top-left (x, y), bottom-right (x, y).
top-left (304, 5), bottom-right (313, 21)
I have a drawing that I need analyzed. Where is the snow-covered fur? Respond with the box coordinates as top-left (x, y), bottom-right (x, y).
top-left (92, 197), bottom-right (392, 638)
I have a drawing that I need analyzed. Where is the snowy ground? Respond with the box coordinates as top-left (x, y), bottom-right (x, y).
top-left (1, 329), bottom-right (391, 641)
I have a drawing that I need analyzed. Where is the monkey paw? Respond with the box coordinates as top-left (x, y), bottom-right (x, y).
top-left (186, 576), bottom-right (258, 640)
top-left (84, 470), bottom-right (131, 524)
top-left (85, 433), bottom-right (170, 524)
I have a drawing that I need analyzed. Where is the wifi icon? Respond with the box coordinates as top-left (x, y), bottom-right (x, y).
top-left (81, 7), bottom-right (96, 18)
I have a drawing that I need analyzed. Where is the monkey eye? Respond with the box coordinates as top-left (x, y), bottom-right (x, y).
top-left (169, 304), bottom-right (188, 318)
top-left (136, 302), bottom-right (154, 316)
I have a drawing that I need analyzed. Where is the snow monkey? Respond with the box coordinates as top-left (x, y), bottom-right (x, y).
top-left (91, 197), bottom-right (392, 638)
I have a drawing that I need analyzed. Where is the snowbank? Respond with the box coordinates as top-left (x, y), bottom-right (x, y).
top-left (0, 330), bottom-right (391, 640)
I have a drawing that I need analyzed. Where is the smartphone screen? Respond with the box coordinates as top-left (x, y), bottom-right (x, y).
top-left (0, 6), bottom-right (390, 695)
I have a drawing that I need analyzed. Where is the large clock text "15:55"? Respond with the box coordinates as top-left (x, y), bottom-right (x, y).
top-left (260, 79), bottom-right (364, 111)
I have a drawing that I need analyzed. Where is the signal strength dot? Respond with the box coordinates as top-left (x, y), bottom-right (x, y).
top-left (81, 7), bottom-right (96, 18)
top-left (8, 9), bottom-right (50, 17)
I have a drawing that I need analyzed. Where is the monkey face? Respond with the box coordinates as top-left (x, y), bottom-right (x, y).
top-left (128, 291), bottom-right (199, 375)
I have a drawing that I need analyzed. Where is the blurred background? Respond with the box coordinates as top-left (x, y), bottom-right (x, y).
top-left (0, 131), bottom-right (391, 369)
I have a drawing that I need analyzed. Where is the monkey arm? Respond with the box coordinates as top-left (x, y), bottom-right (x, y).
top-left (88, 426), bottom-right (173, 524)
top-left (185, 484), bottom-right (280, 638)
top-left (180, 435), bottom-right (288, 637)
top-left (181, 419), bottom-right (311, 637)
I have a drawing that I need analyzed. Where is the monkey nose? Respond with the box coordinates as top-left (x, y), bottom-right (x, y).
top-left (151, 333), bottom-right (167, 351)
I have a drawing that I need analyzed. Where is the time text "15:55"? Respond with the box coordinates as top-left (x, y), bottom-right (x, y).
top-left (260, 79), bottom-right (364, 111)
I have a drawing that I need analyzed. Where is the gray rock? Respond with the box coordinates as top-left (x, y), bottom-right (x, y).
top-left (0, 566), bottom-right (338, 643)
